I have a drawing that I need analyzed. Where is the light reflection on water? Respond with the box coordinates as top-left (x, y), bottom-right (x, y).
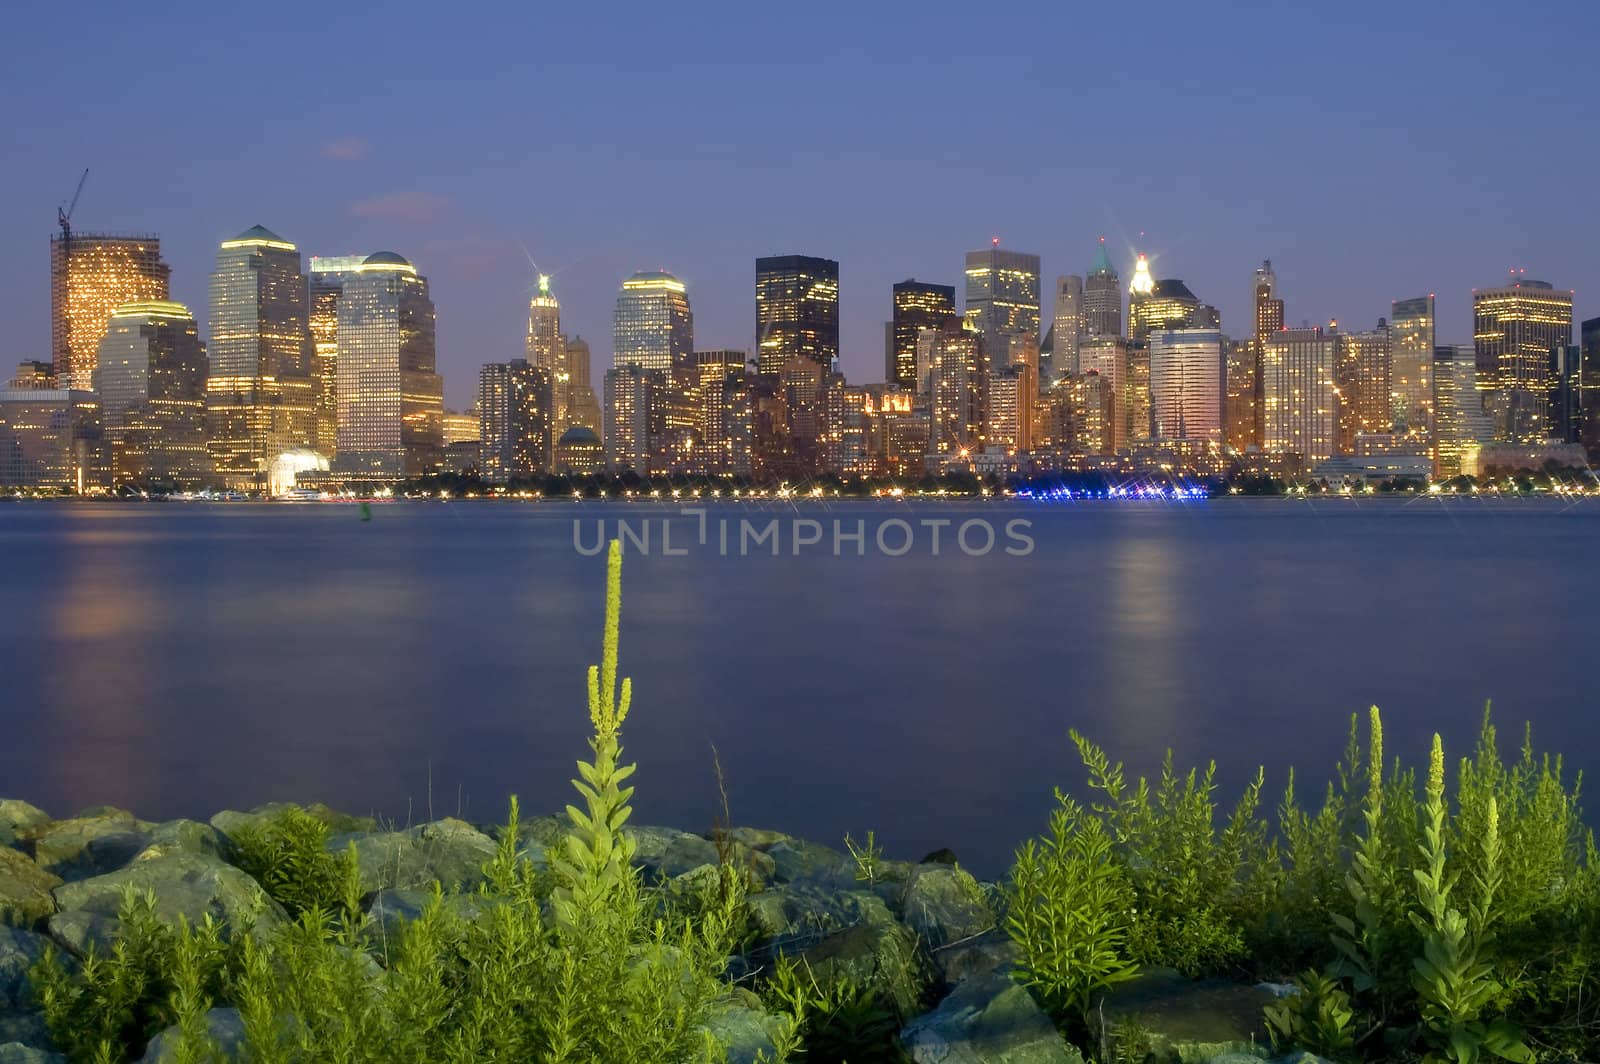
top-left (0, 498), bottom-right (1595, 876)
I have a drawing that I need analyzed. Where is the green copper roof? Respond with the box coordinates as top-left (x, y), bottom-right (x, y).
top-left (1089, 241), bottom-right (1116, 276)
top-left (235, 224), bottom-right (283, 242)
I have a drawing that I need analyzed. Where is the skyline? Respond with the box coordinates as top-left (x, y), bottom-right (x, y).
top-left (3, 3), bottom-right (1598, 409)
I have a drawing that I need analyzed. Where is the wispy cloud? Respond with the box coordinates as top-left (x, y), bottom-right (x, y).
top-left (349, 191), bottom-right (452, 226)
top-left (320, 136), bottom-right (371, 162)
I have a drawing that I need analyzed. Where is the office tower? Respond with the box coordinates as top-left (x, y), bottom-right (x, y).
top-left (51, 233), bottom-right (170, 390)
top-left (1082, 238), bottom-right (1122, 339)
top-left (603, 364), bottom-right (653, 472)
top-left (92, 301), bottom-right (208, 485)
top-left (1069, 371), bottom-right (1116, 455)
top-left (1389, 296), bottom-right (1434, 444)
top-left (1149, 328), bottom-right (1222, 441)
top-left (888, 280), bottom-right (957, 388)
top-left (614, 271), bottom-right (691, 373)
top-left (1127, 262), bottom-right (1202, 344)
top-left (1335, 321), bottom-right (1392, 453)
top-left (779, 355), bottom-right (825, 474)
top-left (690, 350), bottom-right (747, 473)
top-left (8, 362), bottom-right (55, 390)
top-left (820, 374), bottom-right (869, 475)
top-left (207, 226), bottom-right (317, 488)
top-left (1262, 327), bottom-right (1338, 463)
top-left (334, 252), bottom-right (443, 477)
top-left (748, 373), bottom-right (797, 480)
top-left (986, 364), bottom-right (1036, 453)
top-left (963, 243), bottom-right (1041, 369)
top-left (756, 255), bottom-right (839, 375)
top-left (563, 335), bottom-right (601, 432)
top-left (477, 359), bottom-right (553, 481)
top-left (0, 386), bottom-right (107, 491)
top-left (1474, 276), bottom-right (1574, 441)
top-left (442, 409), bottom-right (479, 446)
top-left (1126, 341), bottom-right (1153, 444)
top-left (927, 321), bottom-right (988, 460)
top-left (525, 274), bottom-right (566, 435)
top-left (1433, 344), bottom-right (1492, 477)
top-left (1048, 275), bottom-right (1085, 380)
top-left (307, 255), bottom-right (364, 458)
top-left (1078, 336), bottom-right (1129, 451)
top-left (1223, 339), bottom-right (1256, 450)
top-left (1253, 261), bottom-right (1283, 342)
top-left (1582, 317), bottom-right (1600, 455)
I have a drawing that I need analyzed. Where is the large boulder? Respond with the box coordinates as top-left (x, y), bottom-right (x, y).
top-left (766, 838), bottom-right (855, 888)
top-left (134, 821), bottom-right (230, 864)
top-left (794, 891), bottom-right (928, 1019)
top-left (901, 971), bottom-right (1084, 1063)
top-left (0, 1045), bottom-right (64, 1064)
top-left (902, 865), bottom-right (995, 952)
top-left (210, 803), bottom-right (374, 842)
top-left (701, 990), bottom-right (789, 1064)
top-left (935, 929), bottom-right (1021, 987)
top-left (0, 928), bottom-right (48, 1013)
top-left (139, 1007), bottom-right (245, 1063)
top-left (0, 852), bottom-right (59, 928)
top-left (48, 853), bottom-right (284, 956)
top-left (626, 826), bottom-right (720, 880)
top-left (0, 804), bottom-right (50, 844)
top-left (1092, 967), bottom-right (1274, 1064)
top-left (332, 818), bottom-right (497, 895)
top-left (363, 888), bottom-right (490, 945)
top-left (27, 810), bottom-right (150, 881)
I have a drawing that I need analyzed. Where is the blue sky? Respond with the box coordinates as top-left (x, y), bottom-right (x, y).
top-left (3, 1), bottom-right (1596, 407)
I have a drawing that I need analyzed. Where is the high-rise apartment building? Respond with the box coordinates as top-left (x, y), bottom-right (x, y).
top-left (1082, 238), bottom-right (1122, 339)
top-left (887, 280), bottom-right (957, 389)
top-left (1149, 328), bottom-right (1222, 441)
top-left (333, 252), bottom-right (442, 477)
top-left (1433, 344), bottom-right (1491, 477)
top-left (1474, 276), bottom-right (1574, 441)
top-left (51, 233), bottom-right (170, 390)
top-left (1048, 275), bottom-right (1085, 380)
top-left (1389, 296), bottom-right (1434, 443)
top-left (1262, 327), bottom-right (1338, 463)
top-left (963, 243), bottom-right (1040, 368)
top-left (756, 255), bottom-right (839, 375)
top-left (1223, 339), bottom-right (1257, 451)
top-left (927, 321), bottom-right (988, 461)
top-left (93, 301), bottom-right (208, 486)
top-left (614, 271), bottom-right (692, 373)
top-left (478, 359), bottom-right (553, 481)
top-left (986, 363), bottom-right (1037, 453)
top-left (1335, 321), bottom-right (1392, 453)
top-left (603, 364), bottom-right (654, 472)
top-left (207, 226), bottom-right (316, 488)
top-left (1078, 336), bottom-right (1129, 452)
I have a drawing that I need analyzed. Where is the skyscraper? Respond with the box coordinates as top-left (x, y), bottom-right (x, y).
top-left (963, 243), bottom-right (1040, 369)
top-left (603, 364), bottom-right (653, 472)
top-left (888, 280), bottom-right (957, 389)
top-left (92, 301), bottom-right (209, 486)
top-left (1433, 344), bottom-right (1491, 477)
top-left (1253, 260), bottom-right (1283, 343)
top-left (207, 226), bottom-right (316, 488)
top-left (1473, 276), bottom-right (1574, 441)
top-left (1049, 275), bottom-right (1084, 379)
top-left (1128, 275), bottom-right (1202, 343)
top-left (1078, 336), bottom-right (1129, 452)
top-left (1262, 327), bottom-right (1337, 463)
top-left (478, 359), bottom-right (553, 481)
top-left (1230, 259), bottom-right (1283, 451)
top-left (525, 274), bottom-right (566, 431)
top-left (334, 252), bottom-right (442, 477)
top-left (985, 363), bottom-right (1036, 453)
top-left (614, 271), bottom-right (692, 372)
top-left (563, 335), bottom-right (601, 432)
top-left (1082, 239), bottom-right (1122, 340)
top-left (1389, 296), bottom-right (1435, 443)
top-left (927, 321), bottom-right (988, 461)
top-left (756, 255), bottom-right (839, 375)
top-left (307, 255), bottom-right (366, 459)
top-left (1149, 328), bottom-right (1223, 441)
top-left (51, 233), bottom-right (170, 390)
top-left (1335, 321), bottom-right (1392, 453)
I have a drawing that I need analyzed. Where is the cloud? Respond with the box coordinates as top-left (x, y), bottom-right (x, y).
top-left (320, 136), bottom-right (371, 162)
top-left (349, 191), bottom-right (453, 226)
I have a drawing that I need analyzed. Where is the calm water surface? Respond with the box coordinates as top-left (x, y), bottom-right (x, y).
top-left (0, 498), bottom-right (1595, 875)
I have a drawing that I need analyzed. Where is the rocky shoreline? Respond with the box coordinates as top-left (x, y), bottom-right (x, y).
top-left (0, 799), bottom-right (1327, 1064)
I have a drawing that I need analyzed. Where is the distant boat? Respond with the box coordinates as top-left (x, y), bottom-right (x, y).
top-left (276, 488), bottom-right (325, 502)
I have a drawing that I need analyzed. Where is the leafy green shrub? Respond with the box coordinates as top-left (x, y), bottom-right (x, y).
top-left (230, 805), bottom-right (359, 920)
top-left (761, 955), bottom-right (908, 1063)
top-left (1264, 969), bottom-right (1357, 1061)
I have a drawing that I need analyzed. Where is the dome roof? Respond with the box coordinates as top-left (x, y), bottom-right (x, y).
top-left (363, 251), bottom-right (410, 267)
top-left (558, 426), bottom-right (602, 446)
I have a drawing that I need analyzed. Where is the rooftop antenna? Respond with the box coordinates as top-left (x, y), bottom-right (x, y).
top-left (58, 168), bottom-right (88, 246)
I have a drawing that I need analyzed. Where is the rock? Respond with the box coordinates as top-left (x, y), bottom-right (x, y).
top-left (210, 803), bottom-right (374, 843)
top-left (1268, 1055), bottom-right (1334, 1064)
top-left (902, 970), bottom-right (1084, 1063)
top-left (627, 827), bottom-right (720, 879)
top-left (0, 804), bottom-right (49, 841)
top-left (766, 838), bottom-right (854, 887)
top-left (0, 1044), bottom-right (65, 1064)
top-left (27, 811), bottom-right (149, 881)
top-left (363, 888), bottom-right (489, 945)
top-left (903, 865), bottom-right (994, 953)
top-left (49, 853), bottom-right (284, 953)
top-left (935, 928), bottom-right (1021, 987)
top-left (0, 928), bottom-right (48, 1012)
top-left (723, 827), bottom-right (792, 850)
top-left (796, 891), bottom-right (928, 1018)
top-left (140, 1007), bottom-right (245, 1063)
top-left (45, 910), bottom-right (120, 957)
top-left (1205, 1054), bottom-right (1269, 1064)
top-left (921, 848), bottom-right (960, 865)
top-left (1093, 967), bottom-right (1274, 1063)
top-left (333, 818), bottom-right (498, 894)
top-left (0, 851), bottom-right (59, 929)
top-left (135, 820), bottom-right (231, 864)
top-left (702, 990), bottom-right (788, 1064)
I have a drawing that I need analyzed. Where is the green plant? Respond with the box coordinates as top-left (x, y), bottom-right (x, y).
top-left (844, 830), bottom-right (885, 885)
top-left (230, 805), bottom-right (359, 921)
top-left (1263, 969), bottom-right (1357, 1061)
top-left (1006, 792), bottom-right (1139, 1023)
top-left (761, 955), bottom-right (907, 1063)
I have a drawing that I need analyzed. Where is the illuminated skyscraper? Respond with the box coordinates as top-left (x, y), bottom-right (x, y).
top-left (1389, 296), bottom-right (1434, 443)
top-left (1069, 371), bottom-right (1116, 455)
top-left (888, 280), bottom-right (957, 389)
top-left (1048, 275), bottom-right (1084, 379)
top-left (963, 243), bottom-right (1040, 368)
top-left (603, 364), bottom-right (653, 472)
top-left (927, 321), bottom-right (988, 461)
top-left (1082, 239), bottom-right (1122, 340)
top-left (564, 335), bottom-right (601, 432)
top-left (51, 233), bottom-right (170, 390)
top-left (1262, 327), bottom-right (1337, 463)
top-left (1149, 328), bottom-right (1222, 441)
top-left (525, 274), bottom-right (566, 431)
top-left (986, 363), bottom-right (1036, 453)
top-left (1078, 336), bottom-right (1129, 451)
top-left (1433, 344), bottom-right (1491, 477)
top-left (478, 358), bottom-right (553, 481)
top-left (1473, 276), bottom-right (1573, 441)
top-left (334, 252), bottom-right (442, 477)
top-left (92, 301), bottom-right (208, 486)
top-left (614, 271), bottom-right (691, 373)
top-left (207, 226), bottom-right (317, 489)
top-left (692, 350), bottom-right (750, 475)
top-left (756, 255), bottom-right (839, 374)
top-left (307, 255), bottom-right (365, 459)
top-left (1335, 321), bottom-right (1392, 453)
top-left (1253, 261), bottom-right (1283, 342)
top-left (0, 386), bottom-right (106, 491)
top-left (1228, 259), bottom-right (1283, 451)
top-left (1128, 269), bottom-right (1201, 342)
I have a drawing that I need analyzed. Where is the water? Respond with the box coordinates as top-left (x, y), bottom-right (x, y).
top-left (1, 497), bottom-right (1595, 876)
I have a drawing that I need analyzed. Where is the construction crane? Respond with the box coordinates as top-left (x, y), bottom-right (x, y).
top-left (57, 168), bottom-right (88, 245)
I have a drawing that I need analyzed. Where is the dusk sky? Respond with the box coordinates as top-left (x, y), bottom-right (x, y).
top-left (4, 1), bottom-right (1597, 408)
